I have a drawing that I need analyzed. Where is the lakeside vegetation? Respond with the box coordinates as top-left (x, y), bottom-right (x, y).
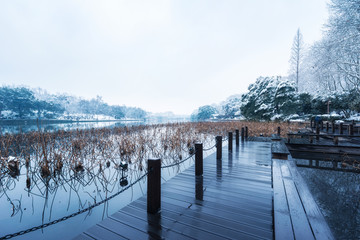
top-left (0, 86), bottom-right (146, 120)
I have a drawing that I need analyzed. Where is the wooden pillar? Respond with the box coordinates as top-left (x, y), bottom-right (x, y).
top-left (326, 122), bottom-right (329, 132)
top-left (332, 122), bottom-right (335, 134)
top-left (316, 126), bottom-right (320, 141)
top-left (195, 176), bottom-right (203, 200)
top-left (241, 127), bottom-right (245, 142)
top-left (349, 124), bottom-right (354, 136)
top-left (334, 136), bottom-right (338, 145)
top-left (321, 121), bottom-right (324, 130)
top-left (235, 129), bottom-right (239, 146)
top-left (315, 160), bottom-right (319, 167)
top-left (339, 123), bottom-right (343, 134)
top-left (245, 126), bottom-right (248, 139)
top-left (216, 136), bottom-right (222, 160)
top-left (228, 132), bottom-right (233, 152)
top-left (310, 119), bottom-right (313, 128)
top-left (147, 158), bottom-right (161, 214)
top-left (195, 143), bottom-right (203, 176)
top-left (277, 126), bottom-right (281, 136)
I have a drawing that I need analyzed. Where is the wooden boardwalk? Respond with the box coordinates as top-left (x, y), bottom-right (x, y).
top-left (76, 140), bottom-right (334, 240)
top-left (76, 141), bottom-right (274, 240)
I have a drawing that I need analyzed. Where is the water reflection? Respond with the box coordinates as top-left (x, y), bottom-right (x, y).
top-left (0, 157), bottom-right (131, 239)
top-left (195, 176), bottom-right (203, 200)
top-left (0, 120), bottom-right (143, 134)
top-left (298, 166), bottom-right (360, 239)
top-left (228, 152), bottom-right (233, 170)
top-left (216, 159), bottom-right (222, 180)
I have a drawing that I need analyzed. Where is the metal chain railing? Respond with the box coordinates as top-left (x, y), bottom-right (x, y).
top-left (0, 172), bottom-right (149, 240)
top-left (161, 153), bottom-right (195, 169)
top-left (1, 137), bottom-right (222, 239)
top-left (203, 143), bottom-right (216, 151)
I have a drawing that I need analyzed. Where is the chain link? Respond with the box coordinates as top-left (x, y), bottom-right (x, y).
top-left (203, 143), bottom-right (217, 151)
top-left (161, 154), bottom-right (195, 169)
top-left (0, 172), bottom-right (148, 240)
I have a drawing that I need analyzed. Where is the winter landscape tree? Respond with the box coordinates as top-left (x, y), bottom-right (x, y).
top-left (289, 28), bottom-right (305, 91)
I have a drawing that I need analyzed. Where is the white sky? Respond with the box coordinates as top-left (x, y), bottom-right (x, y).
top-left (0, 0), bottom-right (329, 115)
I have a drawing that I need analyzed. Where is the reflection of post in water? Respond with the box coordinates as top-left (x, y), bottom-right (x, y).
top-left (147, 211), bottom-right (162, 238)
top-left (228, 152), bottom-right (233, 169)
top-left (235, 145), bottom-right (240, 159)
top-left (195, 176), bottom-right (203, 200)
top-left (217, 158), bottom-right (222, 180)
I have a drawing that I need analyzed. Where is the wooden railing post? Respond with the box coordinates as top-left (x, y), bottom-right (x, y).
top-left (195, 176), bottom-right (203, 200)
top-left (241, 127), bottom-right (245, 142)
top-left (332, 122), bottom-right (335, 134)
top-left (147, 158), bottom-right (161, 214)
top-left (245, 126), bottom-right (248, 140)
top-left (349, 124), bottom-right (354, 135)
top-left (195, 143), bottom-right (203, 176)
top-left (277, 126), bottom-right (281, 136)
top-left (316, 126), bottom-right (320, 140)
top-left (339, 123), bottom-right (343, 134)
top-left (326, 122), bottom-right (329, 132)
top-left (216, 136), bottom-right (222, 160)
top-left (321, 121), bottom-right (324, 130)
top-left (228, 132), bottom-right (233, 152)
top-left (235, 129), bottom-right (239, 146)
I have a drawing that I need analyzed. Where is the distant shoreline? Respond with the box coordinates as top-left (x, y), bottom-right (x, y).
top-left (0, 119), bottom-right (143, 126)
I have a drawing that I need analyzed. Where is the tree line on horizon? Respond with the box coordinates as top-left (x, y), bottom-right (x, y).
top-left (0, 86), bottom-right (146, 120)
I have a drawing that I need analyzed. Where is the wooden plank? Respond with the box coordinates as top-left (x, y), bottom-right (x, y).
top-left (282, 177), bottom-right (314, 240)
top-left (97, 218), bottom-right (150, 240)
top-left (124, 204), bottom-right (230, 240)
top-left (84, 224), bottom-right (128, 240)
top-left (287, 160), bottom-right (335, 240)
top-left (111, 210), bottom-right (194, 240)
top-left (272, 160), bottom-right (294, 240)
top-left (272, 141), bottom-right (290, 154)
top-left (159, 200), bottom-right (272, 239)
top-left (134, 197), bottom-right (273, 238)
top-left (79, 141), bottom-right (274, 240)
top-left (73, 233), bottom-right (96, 240)
top-left (164, 182), bottom-right (272, 208)
top-left (160, 191), bottom-right (273, 222)
top-left (118, 204), bottom-right (195, 240)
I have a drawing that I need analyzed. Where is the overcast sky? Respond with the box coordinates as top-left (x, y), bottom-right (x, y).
top-left (0, 0), bottom-right (329, 115)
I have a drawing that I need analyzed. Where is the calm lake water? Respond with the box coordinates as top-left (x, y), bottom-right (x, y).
top-left (297, 164), bottom-right (360, 239)
top-left (0, 120), bottom-right (209, 240)
top-left (0, 118), bottom-right (190, 134)
top-left (0, 148), bottom-right (208, 240)
top-left (0, 120), bottom-right (143, 134)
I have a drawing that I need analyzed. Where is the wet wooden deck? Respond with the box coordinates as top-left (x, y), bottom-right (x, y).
top-left (77, 140), bottom-right (334, 240)
top-left (76, 141), bottom-right (274, 240)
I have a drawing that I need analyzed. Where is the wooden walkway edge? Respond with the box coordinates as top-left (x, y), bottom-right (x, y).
top-left (272, 157), bottom-right (335, 240)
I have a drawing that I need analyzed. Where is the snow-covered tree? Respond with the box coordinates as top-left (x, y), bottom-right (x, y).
top-left (289, 28), bottom-right (305, 91)
top-left (192, 105), bottom-right (218, 121)
top-left (273, 79), bottom-right (298, 115)
top-left (221, 95), bottom-right (243, 118)
top-left (302, 0), bottom-right (360, 94)
top-left (241, 76), bottom-right (300, 120)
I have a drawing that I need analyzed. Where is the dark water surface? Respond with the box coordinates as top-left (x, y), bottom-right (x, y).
top-left (0, 155), bottom-right (198, 240)
top-left (297, 165), bottom-right (360, 239)
top-left (0, 120), bottom-right (143, 134)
